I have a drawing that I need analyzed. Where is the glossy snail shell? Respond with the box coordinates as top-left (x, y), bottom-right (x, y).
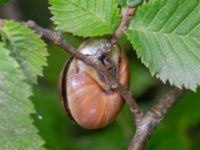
top-left (59, 39), bottom-right (129, 129)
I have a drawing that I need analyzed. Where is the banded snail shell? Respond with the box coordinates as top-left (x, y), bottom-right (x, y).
top-left (59, 38), bottom-right (129, 129)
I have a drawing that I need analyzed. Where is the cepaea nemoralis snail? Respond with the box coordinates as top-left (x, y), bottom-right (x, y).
top-left (59, 38), bottom-right (129, 129)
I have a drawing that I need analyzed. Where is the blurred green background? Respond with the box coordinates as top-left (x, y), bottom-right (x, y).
top-left (1, 0), bottom-right (200, 150)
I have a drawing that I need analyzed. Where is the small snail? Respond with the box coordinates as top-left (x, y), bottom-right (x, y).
top-left (59, 38), bottom-right (129, 129)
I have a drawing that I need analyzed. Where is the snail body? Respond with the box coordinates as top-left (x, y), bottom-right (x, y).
top-left (59, 39), bottom-right (129, 129)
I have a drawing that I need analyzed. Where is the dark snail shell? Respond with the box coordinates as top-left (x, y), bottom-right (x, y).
top-left (59, 39), bottom-right (129, 129)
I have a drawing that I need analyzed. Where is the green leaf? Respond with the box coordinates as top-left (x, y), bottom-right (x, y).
top-left (118, 0), bottom-right (126, 7)
top-left (127, 0), bottom-right (143, 7)
top-left (49, 0), bottom-right (120, 37)
top-left (126, 0), bottom-right (200, 91)
top-left (0, 21), bottom-right (48, 84)
top-left (0, 43), bottom-right (45, 149)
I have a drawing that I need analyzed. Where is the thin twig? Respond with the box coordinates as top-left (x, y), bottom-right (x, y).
top-left (110, 7), bottom-right (136, 44)
top-left (128, 88), bottom-right (186, 150)
top-left (96, 7), bottom-right (136, 57)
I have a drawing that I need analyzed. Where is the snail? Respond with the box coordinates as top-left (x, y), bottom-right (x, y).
top-left (59, 38), bottom-right (129, 129)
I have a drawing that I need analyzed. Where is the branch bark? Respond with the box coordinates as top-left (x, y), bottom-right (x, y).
top-left (128, 88), bottom-right (186, 150)
top-left (96, 7), bottom-right (136, 57)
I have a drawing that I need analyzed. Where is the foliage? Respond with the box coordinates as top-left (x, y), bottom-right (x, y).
top-left (49, 0), bottom-right (121, 37)
top-left (0, 21), bottom-right (48, 149)
top-left (1, 0), bottom-right (200, 149)
top-left (126, 0), bottom-right (200, 91)
top-left (0, 44), bottom-right (45, 149)
top-left (127, 0), bottom-right (143, 7)
top-left (0, 21), bottom-right (48, 84)
top-left (118, 0), bottom-right (126, 7)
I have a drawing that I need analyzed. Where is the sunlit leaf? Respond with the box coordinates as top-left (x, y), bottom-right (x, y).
top-left (0, 43), bottom-right (45, 149)
top-left (49, 0), bottom-right (120, 37)
top-left (0, 21), bottom-right (48, 84)
top-left (127, 0), bottom-right (200, 91)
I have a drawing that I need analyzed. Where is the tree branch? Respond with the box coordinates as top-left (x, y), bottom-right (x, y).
top-left (128, 88), bottom-right (186, 150)
top-left (111, 7), bottom-right (136, 43)
top-left (96, 7), bottom-right (136, 57)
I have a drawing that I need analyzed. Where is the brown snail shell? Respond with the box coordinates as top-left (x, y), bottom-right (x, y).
top-left (59, 38), bottom-right (129, 129)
